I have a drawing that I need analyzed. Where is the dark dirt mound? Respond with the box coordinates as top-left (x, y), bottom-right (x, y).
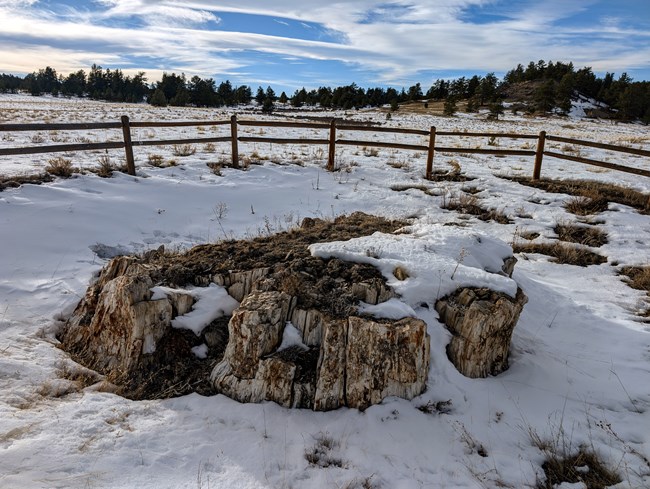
top-left (0, 173), bottom-right (53, 191)
top-left (146, 212), bottom-right (406, 287)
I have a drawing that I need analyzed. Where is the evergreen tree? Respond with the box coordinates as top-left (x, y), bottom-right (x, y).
top-left (278, 91), bottom-right (288, 104)
top-left (261, 96), bottom-right (274, 114)
top-left (255, 86), bottom-right (265, 105)
top-left (170, 88), bottom-right (190, 106)
top-left (150, 88), bottom-right (167, 107)
top-left (235, 85), bottom-right (252, 105)
top-left (443, 97), bottom-right (458, 116)
top-left (535, 79), bottom-right (556, 113)
top-left (465, 98), bottom-right (478, 113)
top-left (61, 70), bottom-right (86, 97)
top-left (487, 101), bottom-right (505, 120)
top-left (556, 73), bottom-right (575, 114)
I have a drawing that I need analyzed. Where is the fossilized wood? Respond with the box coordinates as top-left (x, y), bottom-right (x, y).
top-left (219, 291), bottom-right (293, 379)
top-left (213, 268), bottom-right (271, 302)
top-left (60, 256), bottom-right (194, 376)
top-left (212, 293), bottom-right (430, 411)
top-left (345, 316), bottom-right (430, 410)
top-left (313, 318), bottom-right (348, 411)
top-left (436, 287), bottom-right (527, 378)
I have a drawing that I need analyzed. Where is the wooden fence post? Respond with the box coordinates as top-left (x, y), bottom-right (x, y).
top-left (327, 119), bottom-right (336, 171)
top-left (120, 115), bottom-right (136, 176)
top-left (231, 114), bottom-right (239, 169)
top-left (533, 130), bottom-right (546, 180)
top-left (426, 126), bottom-right (436, 180)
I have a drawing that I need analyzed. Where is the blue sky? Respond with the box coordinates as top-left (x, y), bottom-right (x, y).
top-left (0, 0), bottom-right (648, 93)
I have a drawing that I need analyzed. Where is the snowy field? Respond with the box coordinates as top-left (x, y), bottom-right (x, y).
top-left (1, 94), bottom-right (649, 489)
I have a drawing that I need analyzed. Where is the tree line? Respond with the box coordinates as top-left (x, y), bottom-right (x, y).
top-left (0, 60), bottom-right (648, 122)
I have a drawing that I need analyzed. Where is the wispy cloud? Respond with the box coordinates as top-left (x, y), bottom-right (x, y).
top-left (0, 0), bottom-right (648, 88)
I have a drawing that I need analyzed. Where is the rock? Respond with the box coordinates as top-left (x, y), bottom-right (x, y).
top-left (212, 297), bottom-right (430, 411)
top-left (345, 316), bottom-right (430, 410)
top-left (60, 267), bottom-right (173, 374)
top-left (63, 246), bottom-right (431, 411)
top-left (436, 287), bottom-right (528, 378)
top-left (313, 318), bottom-right (348, 411)
top-left (219, 291), bottom-right (293, 379)
top-left (393, 266), bottom-right (409, 281)
top-left (60, 256), bottom-right (196, 378)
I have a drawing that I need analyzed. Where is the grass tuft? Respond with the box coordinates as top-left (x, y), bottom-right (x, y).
top-left (45, 157), bottom-right (74, 177)
top-left (508, 177), bottom-right (650, 215)
top-left (442, 193), bottom-right (512, 224)
top-left (513, 241), bottom-right (607, 266)
top-left (554, 222), bottom-right (608, 247)
top-left (172, 144), bottom-right (196, 157)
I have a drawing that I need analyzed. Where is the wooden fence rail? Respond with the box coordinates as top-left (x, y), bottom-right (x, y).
top-left (0, 114), bottom-right (648, 180)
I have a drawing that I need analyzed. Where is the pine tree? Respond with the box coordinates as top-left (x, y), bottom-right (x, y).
top-left (150, 88), bottom-right (167, 107)
top-left (443, 97), bottom-right (458, 116)
top-left (487, 101), bottom-right (505, 120)
top-left (261, 97), bottom-right (274, 114)
top-left (535, 80), bottom-right (556, 113)
top-left (556, 73), bottom-right (575, 115)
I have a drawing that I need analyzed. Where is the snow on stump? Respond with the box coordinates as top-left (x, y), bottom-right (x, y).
top-left (435, 287), bottom-right (528, 378)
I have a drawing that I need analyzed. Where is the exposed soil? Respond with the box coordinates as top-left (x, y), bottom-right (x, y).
top-left (619, 266), bottom-right (650, 319)
top-left (538, 449), bottom-right (621, 489)
top-left (0, 172), bottom-right (53, 191)
top-left (427, 169), bottom-right (475, 182)
top-left (145, 212), bottom-right (406, 287)
top-left (506, 177), bottom-right (650, 215)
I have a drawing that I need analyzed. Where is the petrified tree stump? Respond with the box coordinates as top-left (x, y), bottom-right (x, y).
top-left (435, 287), bottom-right (527, 378)
top-left (211, 290), bottom-right (430, 411)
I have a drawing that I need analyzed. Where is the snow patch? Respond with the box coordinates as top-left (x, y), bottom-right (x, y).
top-left (152, 283), bottom-right (239, 335)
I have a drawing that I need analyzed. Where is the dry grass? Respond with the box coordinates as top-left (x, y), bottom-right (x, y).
top-left (147, 154), bottom-right (166, 167)
top-left (45, 156), bottom-right (74, 177)
top-left (508, 177), bottom-right (650, 215)
top-left (619, 266), bottom-right (650, 318)
top-left (537, 448), bottom-right (621, 489)
top-left (554, 223), bottom-right (608, 247)
top-left (442, 193), bottom-right (512, 224)
top-left (619, 266), bottom-right (650, 292)
top-left (564, 196), bottom-right (610, 216)
top-left (305, 433), bottom-right (345, 468)
top-left (0, 173), bottom-right (53, 191)
top-left (513, 241), bottom-right (607, 266)
top-left (172, 144), bottom-right (196, 157)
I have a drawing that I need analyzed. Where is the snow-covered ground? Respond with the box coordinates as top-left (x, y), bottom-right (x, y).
top-left (1, 94), bottom-right (649, 489)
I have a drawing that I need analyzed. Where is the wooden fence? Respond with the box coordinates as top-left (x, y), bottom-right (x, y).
top-left (1, 115), bottom-right (649, 180)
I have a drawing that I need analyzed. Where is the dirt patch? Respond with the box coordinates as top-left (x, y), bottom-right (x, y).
top-left (554, 223), bottom-right (608, 247)
top-left (513, 242), bottom-right (607, 266)
top-left (506, 177), bottom-right (650, 215)
top-left (538, 448), bottom-right (621, 489)
top-left (0, 173), bottom-right (53, 191)
top-left (619, 266), bottom-right (650, 319)
top-left (442, 193), bottom-right (512, 224)
top-left (146, 212), bottom-right (406, 287)
top-left (428, 169), bottom-right (475, 182)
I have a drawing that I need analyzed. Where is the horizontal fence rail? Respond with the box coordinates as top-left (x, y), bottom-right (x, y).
top-left (0, 114), bottom-right (648, 181)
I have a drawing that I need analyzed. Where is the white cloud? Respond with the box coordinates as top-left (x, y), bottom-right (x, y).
top-left (0, 0), bottom-right (648, 85)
